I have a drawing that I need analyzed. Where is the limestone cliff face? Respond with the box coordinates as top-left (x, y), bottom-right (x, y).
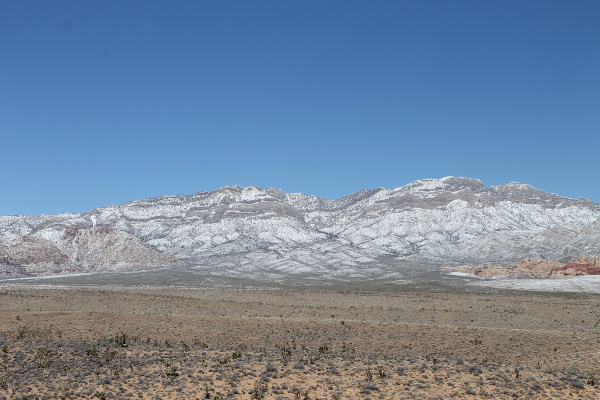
top-left (0, 228), bottom-right (177, 278)
top-left (56, 226), bottom-right (178, 270)
top-left (0, 232), bottom-right (71, 277)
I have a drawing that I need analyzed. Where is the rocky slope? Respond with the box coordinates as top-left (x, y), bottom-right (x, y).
top-left (1, 177), bottom-right (599, 279)
top-left (443, 256), bottom-right (600, 278)
top-left (0, 227), bottom-right (177, 278)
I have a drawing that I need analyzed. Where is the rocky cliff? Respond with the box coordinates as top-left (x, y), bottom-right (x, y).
top-left (443, 256), bottom-right (600, 278)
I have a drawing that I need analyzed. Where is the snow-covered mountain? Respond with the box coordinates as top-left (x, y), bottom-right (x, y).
top-left (1, 177), bottom-right (599, 279)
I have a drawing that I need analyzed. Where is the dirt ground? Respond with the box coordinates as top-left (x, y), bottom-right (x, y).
top-left (0, 286), bottom-right (599, 399)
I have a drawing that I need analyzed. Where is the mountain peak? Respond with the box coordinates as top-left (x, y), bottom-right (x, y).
top-left (390, 177), bottom-right (485, 197)
top-left (491, 182), bottom-right (538, 192)
top-left (399, 177), bottom-right (483, 190)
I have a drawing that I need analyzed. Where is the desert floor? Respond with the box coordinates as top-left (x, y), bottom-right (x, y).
top-left (0, 286), bottom-right (599, 399)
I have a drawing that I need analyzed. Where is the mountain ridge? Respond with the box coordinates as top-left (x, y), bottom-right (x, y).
top-left (1, 177), bottom-right (599, 280)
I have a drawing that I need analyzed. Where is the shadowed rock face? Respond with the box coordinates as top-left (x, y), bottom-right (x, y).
top-left (0, 228), bottom-right (177, 278)
top-left (1, 177), bottom-right (599, 279)
top-left (0, 233), bottom-right (70, 277)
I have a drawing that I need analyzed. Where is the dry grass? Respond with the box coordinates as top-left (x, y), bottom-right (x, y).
top-left (0, 287), bottom-right (599, 399)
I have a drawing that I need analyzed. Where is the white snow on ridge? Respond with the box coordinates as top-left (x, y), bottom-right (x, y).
top-left (1, 177), bottom-right (600, 284)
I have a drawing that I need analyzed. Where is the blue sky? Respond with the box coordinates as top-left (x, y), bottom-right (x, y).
top-left (1, 1), bottom-right (599, 216)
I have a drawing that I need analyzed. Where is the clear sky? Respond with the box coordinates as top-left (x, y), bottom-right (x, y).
top-left (1, 1), bottom-right (599, 216)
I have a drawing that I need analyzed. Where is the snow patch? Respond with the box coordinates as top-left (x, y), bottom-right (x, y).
top-left (470, 275), bottom-right (600, 293)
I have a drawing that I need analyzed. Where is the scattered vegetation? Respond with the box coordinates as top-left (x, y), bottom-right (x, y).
top-left (0, 287), bottom-right (598, 398)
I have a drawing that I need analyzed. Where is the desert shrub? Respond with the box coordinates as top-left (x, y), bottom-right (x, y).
top-left (251, 382), bottom-right (268, 399)
top-left (103, 347), bottom-right (117, 362)
top-left (15, 326), bottom-right (29, 339)
top-left (35, 347), bottom-right (54, 369)
top-left (265, 364), bottom-right (277, 373)
top-left (364, 367), bottom-right (373, 381)
top-left (587, 375), bottom-right (596, 386)
top-left (560, 376), bottom-right (584, 389)
top-left (165, 365), bottom-right (179, 377)
top-left (109, 332), bottom-right (129, 347)
top-left (468, 365), bottom-right (482, 375)
top-left (85, 343), bottom-right (99, 358)
top-left (276, 344), bottom-right (293, 358)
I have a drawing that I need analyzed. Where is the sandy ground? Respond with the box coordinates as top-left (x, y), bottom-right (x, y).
top-left (1, 287), bottom-right (599, 399)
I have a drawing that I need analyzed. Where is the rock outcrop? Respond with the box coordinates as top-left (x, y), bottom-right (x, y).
top-left (552, 256), bottom-right (600, 277)
top-left (443, 256), bottom-right (600, 278)
top-left (0, 228), bottom-right (177, 278)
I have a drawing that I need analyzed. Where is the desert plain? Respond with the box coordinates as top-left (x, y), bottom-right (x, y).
top-left (0, 286), bottom-right (599, 399)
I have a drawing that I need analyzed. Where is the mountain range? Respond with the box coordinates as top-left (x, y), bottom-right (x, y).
top-left (1, 177), bottom-right (599, 280)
